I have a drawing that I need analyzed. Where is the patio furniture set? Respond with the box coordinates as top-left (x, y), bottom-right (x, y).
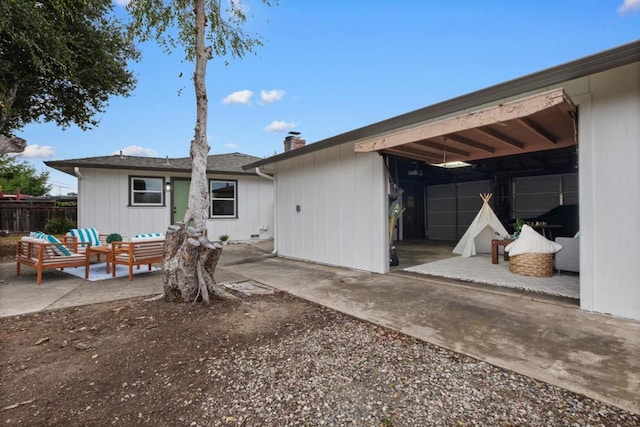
top-left (16, 228), bottom-right (165, 284)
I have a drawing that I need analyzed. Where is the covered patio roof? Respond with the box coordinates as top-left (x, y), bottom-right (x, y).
top-left (354, 88), bottom-right (577, 165)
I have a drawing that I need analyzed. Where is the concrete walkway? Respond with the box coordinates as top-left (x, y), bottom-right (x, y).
top-left (1, 243), bottom-right (638, 414)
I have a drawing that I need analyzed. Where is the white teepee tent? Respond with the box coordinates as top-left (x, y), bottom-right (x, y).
top-left (453, 193), bottom-right (510, 257)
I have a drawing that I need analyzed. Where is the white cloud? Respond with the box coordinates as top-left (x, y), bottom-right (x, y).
top-left (222, 90), bottom-right (253, 105)
top-left (113, 145), bottom-right (158, 157)
top-left (260, 89), bottom-right (285, 104)
top-left (265, 120), bottom-right (297, 133)
top-left (229, 0), bottom-right (249, 14)
top-left (224, 143), bottom-right (238, 149)
top-left (20, 145), bottom-right (55, 158)
top-left (112, 0), bottom-right (130, 6)
top-left (618, 0), bottom-right (640, 13)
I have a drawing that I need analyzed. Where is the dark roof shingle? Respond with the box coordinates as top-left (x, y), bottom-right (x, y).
top-left (45, 152), bottom-right (270, 176)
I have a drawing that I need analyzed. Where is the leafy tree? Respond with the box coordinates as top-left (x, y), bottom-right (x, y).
top-left (0, 155), bottom-right (50, 196)
top-left (127, 0), bottom-right (274, 303)
top-left (0, 0), bottom-right (138, 154)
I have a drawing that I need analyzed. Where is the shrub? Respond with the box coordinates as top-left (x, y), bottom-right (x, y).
top-left (44, 217), bottom-right (76, 235)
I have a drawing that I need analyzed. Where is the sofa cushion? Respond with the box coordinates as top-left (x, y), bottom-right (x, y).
top-left (555, 237), bottom-right (580, 273)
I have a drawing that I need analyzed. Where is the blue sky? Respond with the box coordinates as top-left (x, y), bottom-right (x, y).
top-left (13, 0), bottom-right (640, 195)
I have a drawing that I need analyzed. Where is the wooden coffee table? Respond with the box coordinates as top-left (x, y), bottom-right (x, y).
top-left (87, 245), bottom-right (113, 274)
top-left (491, 239), bottom-right (514, 264)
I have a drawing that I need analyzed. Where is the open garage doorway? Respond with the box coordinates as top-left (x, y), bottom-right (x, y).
top-left (372, 89), bottom-right (581, 300)
top-left (387, 148), bottom-right (580, 301)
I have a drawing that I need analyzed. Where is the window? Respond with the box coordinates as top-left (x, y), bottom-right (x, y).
top-left (130, 176), bottom-right (164, 206)
top-left (210, 180), bottom-right (236, 217)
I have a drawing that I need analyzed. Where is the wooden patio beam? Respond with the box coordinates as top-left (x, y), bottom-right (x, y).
top-left (383, 147), bottom-right (442, 164)
top-left (474, 127), bottom-right (526, 150)
top-left (412, 140), bottom-right (470, 157)
top-left (516, 118), bottom-right (557, 145)
top-left (442, 134), bottom-right (495, 154)
top-left (354, 87), bottom-right (572, 153)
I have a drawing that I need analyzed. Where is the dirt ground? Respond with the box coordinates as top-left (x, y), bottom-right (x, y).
top-left (2, 290), bottom-right (639, 426)
top-left (1, 293), bottom-right (326, 426)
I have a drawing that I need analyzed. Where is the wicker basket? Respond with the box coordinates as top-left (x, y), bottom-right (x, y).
top-left (509, 253), bottom-right (554, 277)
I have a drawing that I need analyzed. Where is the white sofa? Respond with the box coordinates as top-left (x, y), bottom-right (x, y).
top-left (554, 237), bottom-right (579, 274)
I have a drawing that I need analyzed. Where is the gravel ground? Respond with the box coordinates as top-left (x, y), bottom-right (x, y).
top-left (200, 309), bottom-right (639, 426)
top-left (2, 292), bottom-right (638, 426)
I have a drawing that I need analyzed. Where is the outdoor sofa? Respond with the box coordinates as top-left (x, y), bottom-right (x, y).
top-left (111, 236), bottom-right (165, 281)
top-left (16, 237), bottom-right (88, 285)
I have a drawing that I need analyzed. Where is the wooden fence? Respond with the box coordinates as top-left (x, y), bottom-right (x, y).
top-left (0, 199), bottom-right (77, 233)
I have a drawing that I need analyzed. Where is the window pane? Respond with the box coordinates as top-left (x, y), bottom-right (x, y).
top-left (133, 192), bottom-right (162, 204)
top-left (211, 181), bottom-right (235, 199)
top-left (131, 177), bottom-right (164, 206)
top-left (133, 179), bottom-right (147, 191)
top-left (212, 200), bottom-right (235, 216)
top-left (134, 178), bottom-right (162, 191)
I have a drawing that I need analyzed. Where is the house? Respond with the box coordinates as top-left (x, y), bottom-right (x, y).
top-left (243, 41), bottom-right (640, 322)
top-left (45, 152), bottom-right (274, 243)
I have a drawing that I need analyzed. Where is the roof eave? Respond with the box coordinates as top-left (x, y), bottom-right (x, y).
top-left (243, 40), bottom-right (640, 170)
top-left (44, 161), bottom-right (259, 176)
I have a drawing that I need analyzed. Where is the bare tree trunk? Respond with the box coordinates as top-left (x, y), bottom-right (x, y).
top-left (163, 225), bottom-right (235, 302)
top-left (162, 0), bottom-right (230, 303)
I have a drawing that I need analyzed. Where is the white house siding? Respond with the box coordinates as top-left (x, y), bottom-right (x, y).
top-left (77, 169), bottom-right (273, 243)
top-left (577, 62), bottom-right (640, 321)
top-left (275, 143), bottom-right (388, 273)
top-left (205, 174), bottom-right (274, 242)
top-left (77, 169), bottom-right (169, 239)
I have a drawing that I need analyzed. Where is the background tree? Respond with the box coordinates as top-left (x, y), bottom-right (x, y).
top-left (0, 155), bottom-right (50, 196)
top-left (127, 0), bottom-right (274, 303)
top-left (0, 0), bottom-right (138, 154)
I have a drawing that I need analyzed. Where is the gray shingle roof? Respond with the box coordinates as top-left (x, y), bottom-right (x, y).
top-left (45, 152), bottom-right (271, 176)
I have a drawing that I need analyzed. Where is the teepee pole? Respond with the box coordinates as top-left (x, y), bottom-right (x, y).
top-left (480, 193), bottom-right (493, 204)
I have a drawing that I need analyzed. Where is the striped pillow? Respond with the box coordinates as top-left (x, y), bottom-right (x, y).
top-left (70, 228), bottom-right (101, 247)
top-left (134, 233), bottom-right (164, 239)
top-left (34, 232), bottom-right (72, 256)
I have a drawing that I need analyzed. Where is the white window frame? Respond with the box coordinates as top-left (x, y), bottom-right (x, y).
top-left (130, 176), bottom-right (165, 207)
top-left (210, 179), bottom-right (237, 218)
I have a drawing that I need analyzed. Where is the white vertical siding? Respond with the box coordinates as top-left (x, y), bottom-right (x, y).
top-left (78, 169), bottom-right (168, 239)
top-left (205, 174), bottom-right (274, 242)
top-left (275, 143), bottom-right (388, 273)
top-left (76, 169), bottom-right (273, 243)
top-left (578, 62), bottom-right (640, 321)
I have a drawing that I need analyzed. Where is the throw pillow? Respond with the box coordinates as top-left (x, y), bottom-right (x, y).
top-left (134, 233), bottom-right (163, 238)
top-left (34, 231), bottom-right (72, 256)
top-left (70, 228), bottom-right (101, 247)
top-left (505, 224), bottom-right (562, 256)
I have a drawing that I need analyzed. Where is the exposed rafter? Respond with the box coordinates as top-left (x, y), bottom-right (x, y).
top-left (516, 117), bottom-right (557, 145)
top-left (441, 134), bottom-right (495, 154)
top-left (474, 127), bottom-right (525, 150)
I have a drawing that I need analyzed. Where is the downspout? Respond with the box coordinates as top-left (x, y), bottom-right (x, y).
top-left (255, 167), bottom-right (277, 255)
top-left (74, 167), bottom-right (83, 228)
